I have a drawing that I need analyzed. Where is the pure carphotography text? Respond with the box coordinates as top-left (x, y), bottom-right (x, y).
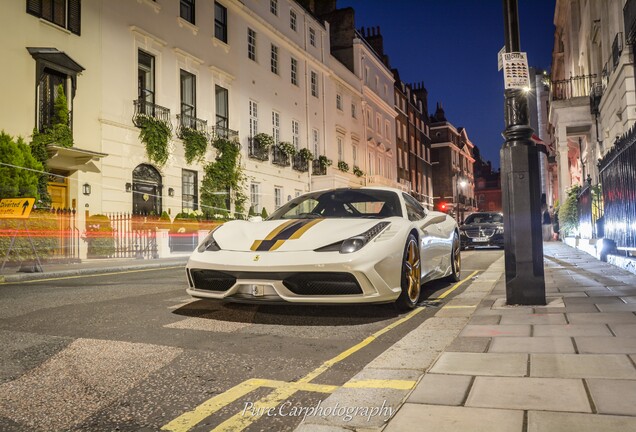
top-left (241, 400), bottom-right (394, 422)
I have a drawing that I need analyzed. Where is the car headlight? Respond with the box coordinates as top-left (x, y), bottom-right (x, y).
top-left (496, 226), bottom-right (504, 234)
top-left (315, 222), bottom-right (390, 254)
top-left (197, 228), bottom-right (221, 252)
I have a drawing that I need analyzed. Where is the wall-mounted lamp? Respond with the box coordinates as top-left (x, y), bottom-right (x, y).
top-left (125, 182), bottom-right (132, 193)
top-left (168, 187), bottom-right (175, 197)
top-left (82, 183), bottom-right (91, 196)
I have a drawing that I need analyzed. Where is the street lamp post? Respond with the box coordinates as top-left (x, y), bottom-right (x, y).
top-left (501, 0), bottom-right (546, 305)
top-left (457, 176), bottom-right (467, 223)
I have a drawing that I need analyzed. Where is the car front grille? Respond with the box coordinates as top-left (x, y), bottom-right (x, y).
top-left (464, 228), bottom-right (496, 238)
top-left (189, 269), bottom-right (236, 292)
top-left (283, 273), bottom-right (362, 295)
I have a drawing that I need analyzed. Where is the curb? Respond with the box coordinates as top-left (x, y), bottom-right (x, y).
top-left (0, 259), bottom-right (189, 283)
top-left (295, 256), bottom-right (505, 431)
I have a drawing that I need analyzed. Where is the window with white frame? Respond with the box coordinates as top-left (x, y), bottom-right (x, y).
top-left (352, 145), bottom-right (358, 166)
top-left (214, 2), bottom-right (227, 43)
top-left (247, 28), bottom-right (256, 61)
top-left (368, 153), bottom-right (374, 175)
top-left (366, 109), bottom-right (371, 126)
top-left (180, 0), bottom-right (195, 24)
top-left (351, 103), bottom-right (357, 118)
top-left (337, 137), bottom-right (343, 162)
top-left (377, 155), bottom-right (383, 177)
top-left (310, 71), bottom-right (318, 97)
top-left (290, 9), bottom-right (297, 31)
top-left (376, 115), bottom-right (381, 133)
top-left (291, 57), bottom-right (298, 85)
top-left (312, 129), bottom-right (319, 156)
top-left (336, 93), bottom-right (343, 111)
top-left (274, 186), bottom-right (282, 209)
top-left (398, 149), bottom-right (403, 168)
top-left (182, 169), bottom-right (198, 211)
top-left (27, 0), bottom-right (81, 34)
top-left (249, 100), bottom-right (258, 137)
top-left (309, 27), bottom-right (316, 46)
top-left (385, 121), bottom-right (390, 138)
top-left (270, 0), bottom-right (278, 16)
top-left (250, 183), bottom-right (260, 213)
top-left (271, 44), bottom-right (279, 74)
top-left (272, 111), bottom-right (280, 144)
top-left (292, 120), bottom-right (300, 148)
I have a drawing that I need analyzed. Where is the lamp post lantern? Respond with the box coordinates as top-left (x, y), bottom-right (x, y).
top-left (501, 0), bottom-right (546, 305)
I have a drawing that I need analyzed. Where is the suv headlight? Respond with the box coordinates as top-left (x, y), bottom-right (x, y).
top-left (197, 228), bottom-right (221, 252)
top-left (316, 222), bottom-right (390, 254)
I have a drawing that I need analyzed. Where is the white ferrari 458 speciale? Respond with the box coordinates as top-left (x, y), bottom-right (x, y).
top-left (186, 187), bottom-right (461, 310)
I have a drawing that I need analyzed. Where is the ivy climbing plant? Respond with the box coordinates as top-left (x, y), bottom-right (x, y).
top-left (136, 115), bottom-right (172, 166)
top-left (201, 137), bottom-right (247, 218)
top-left (181, 127), bottom-right (208, 165)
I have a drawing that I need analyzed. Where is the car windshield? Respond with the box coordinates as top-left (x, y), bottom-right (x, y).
top-left (269, 189), bottom-right (403, 220)
top-left (464, 213), bottom-right (503, 224)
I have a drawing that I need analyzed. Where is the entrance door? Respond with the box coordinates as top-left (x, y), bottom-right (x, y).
top-left (132, 164), bottom-right (162, 216)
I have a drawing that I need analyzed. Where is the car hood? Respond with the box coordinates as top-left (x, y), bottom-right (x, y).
top-left (212, 218), bottom-right (393, 252)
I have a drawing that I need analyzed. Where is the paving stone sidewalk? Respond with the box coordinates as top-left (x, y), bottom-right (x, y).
top-left (297, 242), bottom-right (636, 431)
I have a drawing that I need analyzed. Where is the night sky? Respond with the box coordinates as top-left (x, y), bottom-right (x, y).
top-left (337, 0), bottom-right (556, 169)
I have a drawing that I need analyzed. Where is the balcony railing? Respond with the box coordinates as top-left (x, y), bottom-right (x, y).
top-left (624, 0), bottom-right (636, 44)
top-left (551, 74), bottom-right (597, 101)
top-left (132, 99), bottom-right (172, 128)
top-left (601, 33), bottom-right (624, 88)
top-left (312, 159), bottom-right (326, 176)
top-left (248, 137), bottom-right (269, 161)
top-left (292, 154), bottom-right (309, 172)
top-left (212, 125), bottom-right (239, 141)
top-left (176, 113), bottom-right (208, 139)
top-left (272, 147), bottom-right (290, 166)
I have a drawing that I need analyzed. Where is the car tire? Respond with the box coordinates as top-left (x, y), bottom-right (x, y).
top-left (446, 233), bottom-right (461, 282)
top-left (395, 233), bottom-right (421, 311)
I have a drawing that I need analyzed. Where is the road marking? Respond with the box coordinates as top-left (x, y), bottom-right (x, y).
top-left (0, 266), bottom-right (184, 285)
top-left (444, 305), bottom-right (477, 309)
top-left (437, 270), bottom-right (479, 299)
top-left (161, 270), bottom-right (479, 431)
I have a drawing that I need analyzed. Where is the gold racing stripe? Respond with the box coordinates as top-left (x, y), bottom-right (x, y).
top-left (250, 218), bottom-right (324, 251)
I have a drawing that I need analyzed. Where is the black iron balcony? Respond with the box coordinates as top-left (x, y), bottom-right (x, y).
top-left (292, 154), bottom-right (309, 172)
top-left (551, 74), bottom-right (597, 101)
top-left (176, 113), bottom-right (208, 139)
top-left (312, 159), bottom-right (326, 176)
top-left (212, 125), bottom-right (239, 141)
top-left (248, 137), bottom-right (269, 161)
top-left (132, 99), bottom-right (172, 128)
top-left (624, 0), bottom-right (636, 45)
top-left (272, 147), bottom-right (290, 166)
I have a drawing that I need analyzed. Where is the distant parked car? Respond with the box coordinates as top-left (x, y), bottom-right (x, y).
top-left (459, 212), bottom-right (504, 250)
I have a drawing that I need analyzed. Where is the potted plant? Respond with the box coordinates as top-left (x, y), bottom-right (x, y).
top-left (298, 148), bottom-right (314, 161)
top-left (353, 166), bottom-right (365, 177)
top-left (318, 155), bottom-right (332, 169)
top-left (253, 133), bottom-right (274, 150)
top-left (337, 160), bottom-right (349, 172)
top-left (277, 141), bottom-right (296, 157)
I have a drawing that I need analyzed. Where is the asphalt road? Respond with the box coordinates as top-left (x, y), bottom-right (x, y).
top-left (0, 249), bottom-right (502, 432)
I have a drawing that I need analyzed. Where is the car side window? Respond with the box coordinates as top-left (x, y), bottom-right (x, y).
top-left (402, 193), bottom-right (426, 221)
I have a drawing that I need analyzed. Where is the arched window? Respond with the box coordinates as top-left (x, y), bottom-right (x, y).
top-left (132, 164), bottom-right (162, 216)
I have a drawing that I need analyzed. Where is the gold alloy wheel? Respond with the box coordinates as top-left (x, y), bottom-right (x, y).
top-left (405, 238), bottom-right (421, 302)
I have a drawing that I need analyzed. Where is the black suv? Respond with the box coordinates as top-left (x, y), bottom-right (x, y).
top-left (459, 212), bottom-right (504, 250)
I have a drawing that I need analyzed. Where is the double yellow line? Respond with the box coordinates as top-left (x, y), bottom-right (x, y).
top-left (162, 271), bottom-right (478, 432)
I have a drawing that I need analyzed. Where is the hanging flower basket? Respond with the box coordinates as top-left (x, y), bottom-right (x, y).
top-left (277, 141), bottom-right (296, 156)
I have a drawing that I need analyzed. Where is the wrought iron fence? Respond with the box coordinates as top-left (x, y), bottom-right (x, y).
top-left (551, 74), bottom-right (597, 101)
top-left (248, 137), bottom-right (269, 161)
top-left (272, 147), bottom-right (290, 166)
top-left (105, 213), bottom-right (158, 259)
top-left (599, 124), bottom-right (636, 249)
top-left (132, 99), bottom-right (172, 127)
top-left (176, 113), bottom-right (209, 139)
top-left (292, 154), bottom-right (309, 172)
top-left (312, 159), bottom-right (326, 176)
top-left (577, 185), bottom-right (594, 239)
top-left (212, 125), bottom-right (239, 140)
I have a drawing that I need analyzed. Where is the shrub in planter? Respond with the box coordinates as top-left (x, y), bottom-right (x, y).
top-left (85, 214), bottom-right (116, 258)
top-left (337, 160), bottom-right (349, 172)
top-left (261, 207), bottom-right (269, 219)
top-left (172, 212), bottom-right (200, 233)
top-left (277, 141), bottom-right (296, 157)
top-left (353, 166), bottom-right (365, 177)
top-left (253, 133), bottom-right (274, 149)
top-left (298, 148), bottom-right (314, 161)
top-left (318, 155), bottom-right (332, 169)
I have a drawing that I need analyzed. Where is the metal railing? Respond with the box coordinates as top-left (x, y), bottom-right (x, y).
top-left (106, 213), bottom-right (158, 259)
top-left (601, 33), bottom-right (624, 89)
top-left (132, 99), bottom-right (172, 128)
top-left (292, 154), bottom-right (309, 172)
top-left (551, 74), bottom-right (597, 101)
top-left (272, 147), bottom-right (290, 166)
top-left (248, 137), bottom-right (269, 161)
top-left (599, 124), bottom-right (636, 249)
top-left (212, 125), bottom-right (239, 140)
top-left (625, 0), bottom-right (636, 44)
top-left (312, 159), bottom-right (327, 176)
top-left (176, 113), bottom-right (209, 139)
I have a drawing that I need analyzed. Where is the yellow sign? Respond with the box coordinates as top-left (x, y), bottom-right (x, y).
top-left (0, 198), bottom-right (35, 219)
